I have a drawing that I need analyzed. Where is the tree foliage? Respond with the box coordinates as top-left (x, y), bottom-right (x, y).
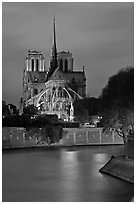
top-left (23, 105), bottom-right (39, 115)
top-left (99, 67), bottom-right (134, 139)
top-left (73, 97), bottom-right (100, 122)
top-left (2, 101), bottom-right (9, 117)
top-left (25, 126), bottom-right (63, 145)
top-left (2, 101), bottom-right (18, 117)
top-left (8, 104), bottom-right (19, 115)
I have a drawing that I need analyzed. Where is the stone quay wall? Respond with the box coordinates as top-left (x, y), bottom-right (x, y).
top-left (61, 128), bottom-right (123, 146)
top-left (2, 127), bottom-right (123, 149)
top-left (2, 127), bottom-right (36, 148)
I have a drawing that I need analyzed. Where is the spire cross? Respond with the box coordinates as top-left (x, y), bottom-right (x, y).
top-left (53, 13), bottom-right (55, 23)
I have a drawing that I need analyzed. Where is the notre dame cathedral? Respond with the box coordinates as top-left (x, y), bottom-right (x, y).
top-left (22, 17), bottom-right (86, 121)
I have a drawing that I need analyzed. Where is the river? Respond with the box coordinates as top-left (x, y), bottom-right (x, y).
top-left (2, 145), bottom-right (134, 202)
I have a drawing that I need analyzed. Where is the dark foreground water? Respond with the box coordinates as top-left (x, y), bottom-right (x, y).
top-left (3, 145), bottom-right (134, 202)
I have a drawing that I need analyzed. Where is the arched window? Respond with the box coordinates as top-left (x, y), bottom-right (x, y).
top-left (34, 88), bottom-right (38, 95)
top-left (58, 87), bottom-right (62, 97)
top-left (32, 59), bottom-right (34, 71)
top-left (52, 87), bottom-right (56, 94)
top-left (65, 59), bottom-right (68, 72)
top-left (36, 59), bottom-right (39, 71)
top-left (63, 89), bottom-right (67, 98)
top-left (59, 59), bottom-right (63, 71)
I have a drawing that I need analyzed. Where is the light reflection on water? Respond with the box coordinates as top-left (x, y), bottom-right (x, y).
top-left (2, 146), bottom-right (134, 202)
top-left (94, 153), bottom-right (108, 162)
top-left (59, 151), bottom-right (80, 201)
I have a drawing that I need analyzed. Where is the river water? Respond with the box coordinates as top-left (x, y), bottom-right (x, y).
top-left (2, 145), bottom-right (134, 202)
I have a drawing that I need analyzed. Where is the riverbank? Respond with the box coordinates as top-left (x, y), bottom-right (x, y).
top-left (2, 143), bottom-right (124, 151)
top-left (99, 156), bottom-right (134, 184)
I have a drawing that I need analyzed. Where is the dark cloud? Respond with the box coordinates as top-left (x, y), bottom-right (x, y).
top-left (2, 2), bottom-right (134, 105)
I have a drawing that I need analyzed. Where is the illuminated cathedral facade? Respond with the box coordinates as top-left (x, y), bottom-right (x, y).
top-left (22, 18), bottom-right (86, 121)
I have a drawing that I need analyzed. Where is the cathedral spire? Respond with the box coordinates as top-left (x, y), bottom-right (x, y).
top-left (48, 15), bottom-right (58, 78)
top-left (52, 14), bottom-right (57, 59)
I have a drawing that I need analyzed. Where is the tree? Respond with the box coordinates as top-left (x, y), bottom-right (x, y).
top-left (2, 100), bottom-right (10, 118)
top-left (73, 100), bottom-right (89, 123)
top-left (8, 104), bottom-right (19, 115)
top-left (23, 105), bottom-right (39, 115)
top-left (73, 97), bottom-right (100, 123)
top-left (99, 67), bottom-right (134, 158)
top-left (25, 126), bottom-right (63, 145)
top-left (100, 67), bottom-right (134, 108)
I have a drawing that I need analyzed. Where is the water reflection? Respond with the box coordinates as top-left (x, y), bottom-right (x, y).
top-left (2, 146), bottom-right (133, 202)
top-left (94, 153), bottom-right (108, 162)
top-left (59, 151), bottom-right (80, 201)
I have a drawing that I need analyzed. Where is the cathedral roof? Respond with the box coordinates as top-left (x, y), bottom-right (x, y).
top-left (64, 71), bottom-right (86, 82)
top-left (49, 68), bottom-right (86, 83)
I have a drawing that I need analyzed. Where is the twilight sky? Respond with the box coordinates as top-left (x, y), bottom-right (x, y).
top-left (2, 2), bottom-right (134, 106)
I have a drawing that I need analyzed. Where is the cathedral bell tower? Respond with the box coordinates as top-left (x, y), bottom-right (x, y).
top-left (23, 50), bottom-right (46, 107)
top-left (48, 16), bottom-right (58, 78)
